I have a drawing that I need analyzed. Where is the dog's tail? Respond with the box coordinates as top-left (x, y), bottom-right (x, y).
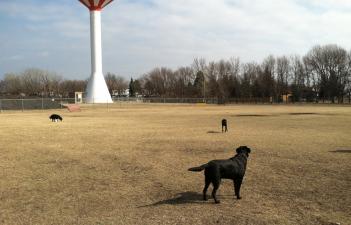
top-left (188, 164), bottom-right (208, 172)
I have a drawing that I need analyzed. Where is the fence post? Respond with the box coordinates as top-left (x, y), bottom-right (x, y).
top-left (0, 99), bottom-right (2, 113)
top-left (21, 98), bottom-right (24, 112)
top-left (42, 97), bottom-right (44, 110)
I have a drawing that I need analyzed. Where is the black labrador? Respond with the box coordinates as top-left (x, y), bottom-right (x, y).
top-left (222, 119), bottom-right (228, 132)
top-left (188, 146), bottom-right (251, 203)
top-left (49, 114), bottom-right (63, 122)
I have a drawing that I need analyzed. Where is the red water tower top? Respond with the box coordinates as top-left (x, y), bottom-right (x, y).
top-left (79, 0), bottom-right (114, 11)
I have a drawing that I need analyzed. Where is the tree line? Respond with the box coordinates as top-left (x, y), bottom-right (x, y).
top-left (137, 44), bottom-right (351, 103)
top-left (1, 44), bottom-right (351, 103)
top-left (0, 69), bottom-right (128, 98)
top-left (0, 68), bottom-right (86, 98)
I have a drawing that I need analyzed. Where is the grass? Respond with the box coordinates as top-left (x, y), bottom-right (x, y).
top-left (0, 103), bottom-right (350, 225)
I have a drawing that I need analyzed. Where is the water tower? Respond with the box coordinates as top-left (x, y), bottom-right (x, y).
top-left (79, 0), bottom-right (114, 103)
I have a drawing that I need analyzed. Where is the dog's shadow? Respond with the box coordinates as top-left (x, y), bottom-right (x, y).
top-left (139, 192), bottom-right (207, 207)
top-left (330, 149), bottom-right (351, 153)
top-left (207, 131), bottom-right (221, 134)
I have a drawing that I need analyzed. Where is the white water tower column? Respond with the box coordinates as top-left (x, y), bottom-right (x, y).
top-left (79, 0), bottom-right (114, 103)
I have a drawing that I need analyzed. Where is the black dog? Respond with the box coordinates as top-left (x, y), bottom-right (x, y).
top-left (221, 119), bottom-right (228, 132)
top-left (49, 114), bottom-right (63, 122)
top-left (188, 146), bottom-right (251, 203)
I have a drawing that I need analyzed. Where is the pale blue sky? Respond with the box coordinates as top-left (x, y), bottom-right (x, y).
top-left (1, 0), bottom-right (351, 79)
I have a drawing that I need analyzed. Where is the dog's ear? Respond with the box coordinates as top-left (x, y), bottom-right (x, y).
top-left (245, 147), bottom-right (251, 154)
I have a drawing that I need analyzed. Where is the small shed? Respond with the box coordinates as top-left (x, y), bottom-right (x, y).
top-left (75, 92), bottom-right (83, 104)
top-left (282, 93), bottom-right (293, 103)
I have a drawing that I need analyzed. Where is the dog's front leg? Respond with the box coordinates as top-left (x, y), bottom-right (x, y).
top-left (233, 180), bottom-right (237, 198)
top-left (234, 178), bottom-right (243, 199)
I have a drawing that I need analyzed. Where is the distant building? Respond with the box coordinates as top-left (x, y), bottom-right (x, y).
top-left (112, 89), bottom-right (129, 97)
top-left (282, 92), bottom-right (293, 103)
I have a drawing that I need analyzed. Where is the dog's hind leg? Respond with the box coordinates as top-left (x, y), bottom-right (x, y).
top-left (234, 177), bottom-right (243, 199)
top-left (203, 177), bottom-right (211, 201)
top-left (211, 180), bottom-right (221, 204)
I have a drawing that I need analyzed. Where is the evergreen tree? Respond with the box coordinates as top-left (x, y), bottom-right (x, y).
top-left (193, 71), bottom-right (205, 97)
top-left (129, 78), bottom-right (135, 97)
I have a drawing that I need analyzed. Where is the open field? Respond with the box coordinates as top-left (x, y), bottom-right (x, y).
top-left (0, 103), bottom-right (350, 225)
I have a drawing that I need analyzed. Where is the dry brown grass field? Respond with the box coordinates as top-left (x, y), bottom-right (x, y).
top-left (0, 103), bottom-right (350, 225)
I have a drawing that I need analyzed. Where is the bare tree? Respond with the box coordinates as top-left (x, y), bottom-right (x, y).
top-left (304, 44), bottom-right (348, 103)
top-left (276, 56), bottom-right (290, 101)
top-left (2, 73), bottom-right (23, 96)
top-left (21, 68), bottom-right (44, 96)
top-left (192, 58), bottom-right (207, 74)
top-left (115, 76), bottom-right (128, 96)
top-left (59, 80), bottom-right (87, 97)
top-left (206, 61), bottom-right (219, 98)
top-left (40, 71), bottom-right (62, 97)
top-left (174, 66), bottom-right (194, 97)
top-left (217, 60), bottom-right (232, 100)
top-left (241, 62), bottom-right (260, 98)
top-left (260, 56), bottom-right (276, 99)
top-left (105, 73), bottom-right (128, 96)
top-left (105, 72), bottom-right (117, 94)
top-left (49, 74), bottom-right (63, 97)
top-left (290, 55), bottom-right (305, 101)
top-left (143, 68), bottom-right (167, 97)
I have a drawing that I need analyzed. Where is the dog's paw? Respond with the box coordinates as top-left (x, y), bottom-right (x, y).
top-left (214, 200), bottom-right (221, 204)
top-left (236, 196), bottom-right (242, 200)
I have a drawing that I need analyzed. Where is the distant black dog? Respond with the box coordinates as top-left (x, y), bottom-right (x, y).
top-left (221, 119), bottom-right (228, 132)
top-left (188, 146), bottom-right (251, 203)
top-left (49, 114), bottom-right (63, 122)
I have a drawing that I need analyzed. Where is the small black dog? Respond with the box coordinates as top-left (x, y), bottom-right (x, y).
top-left (222, 119), bottom-right (228, 132)
top-left (188, 146), bottom-right (251, 203)
top-left (49, 114), bottom-right (63, 122)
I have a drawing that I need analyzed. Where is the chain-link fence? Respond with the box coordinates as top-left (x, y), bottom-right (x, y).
top-left (126, 97), bottom-right (272, 104)
top-left (0, 98), bottom-right (75, 111)
top-left (0, 97), bottom-right (269, 111)
top-left (0, 97), bottom-right (349, 111)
